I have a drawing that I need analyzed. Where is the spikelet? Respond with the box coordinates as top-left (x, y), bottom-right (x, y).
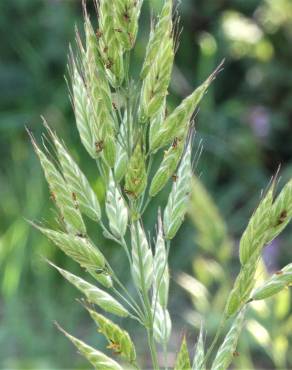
top-left (37, 226), bottom-right (105, 271)
top-left (150, 136), bottom-right (185, 197)
top-left (48, 129), bottom-right (101, 222)
top-left (84, 15), bottom-right (112, 112)
top-left (114, 0), bottom-right (143, 50)
top-left (150, 65), bottom-right (222, 153)
top-left (225, 253), bottom-right (259, 317)
top-left (106, 171), bottom-right (128, 238)
top-left (174, 335), bottom-right (191, 370)
top-left (266, 179), bottom-right (292, 243)
top-left (131, 222), bottom-right (153, 292)
top-left (141, 0), bottom-right (173, 79)
top-left (125, 143), bottom-right (147, 198)
top-left (250, 263), bottom-right (292, 301)
top-left (56, 324), bottom-right (123, 370)
top-left (211, 309), bottom-right (246, 370)
top-left (92, 272), bottom-right (113, 289)
top-left (83, 16), bottom-right (117, 167)
top-left (71, 59), bottom-right (96, 158)
top-left (164, 142), bottom-right (192, 239)
top-left (114, 115), bottom-right (129, 182)
top-left (192, 325), bottom-right (205, 370)
top-left (239, 184), bottom-right (274, 266)
top-left (139, 0), bottom-right (174, 122)
top-left (97, 0), bottom-right (125, 87)
top-left (189, 175), bottom-right (232, 261)
top-left (153, 302), bottom-right (172, 345)
top-left (153, 213), bottom-right (169, 307)
top-left (86, 308), bottom-right (136, 364)
top-left (51, 262), bottom-right (129, 317)
top-left (149, 98), bottom-right (166, 149)
top-left (29, 133), bottom-right (86, 235)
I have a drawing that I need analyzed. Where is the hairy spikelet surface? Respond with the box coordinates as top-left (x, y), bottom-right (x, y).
top-left (211, 309), bottom-right (245, 370)
top-left (87, 308), bottom-right (136, 364)
top-left (106, 171), bottom-right (128, 238)
top-left (164, 142), bottom-right (192, 239)
top-left (51, 263), bottom-right (129, 317)
top-left (251, 263), bottom-right (292, 301)
top-left (56, 324), bottom-right (123, 370)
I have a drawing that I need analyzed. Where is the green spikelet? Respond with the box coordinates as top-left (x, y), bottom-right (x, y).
top-left (92, 272), bottom-right (113, 289)
top-left (125, 143), bottom-right (147, 198)
top-left (37, 226), bottom-right (105, 271)
top-left (84, 16), bottom-right (117, 167)
top-left (189, 175), bottom-right (232, 261)
top-left (192, 325), bottom-right (205, 370)
top-left (141, 0), bottom-right (173, 79)
top-left (150, 136), bottom-right (185, 197)
top-left (225, 253), bottom-right (259, 317)
top-left (164, 142), bottom-right (192, 239)
top-left (114, 115), bottom-right (129, 182)
top-left (71, 59), bottom-right (96, 158)
top-left (114, 0), bottom-right (143, 50)
top-left (153, 213), bottom-right (169, 307)
top-left (239, 185), bottom-right (274, 266)
top-left (211, 309), bottom-right (246, 370)
top-left (29, 134), bottom-right (86, 235)
top-left (106, 171), bottom-right (128, 238)
top-left (153, 303), bottom-right (172, 345)
top-left (139, 0), bottom-right (174, 122)
top-left (131, 221), bottom-right (153, 292)
top-left (174, 335), bottom-right (191, 370)
top-left (51, 263), bottom-right (129, 317)
top-left (48, 129), bottom-right (101, 222)
top-left (250, 263), bottom-right (292, 301)
top-left (86, 308), bottom-right (136, 364)
top-left (84, 16), bottom-right (112, 112)
top-left (56, 324), bottom-right (123, 370)
top-left (98, 0), bottom-right (125, 87)
top-left (266, 179), bottom-right (292, 243)
top-left (150, 66), bottom-right (221, 153)
top-left (149, 98), bottom-right (166, 149)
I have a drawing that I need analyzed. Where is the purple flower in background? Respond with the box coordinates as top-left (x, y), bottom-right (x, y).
top-left (263, 238), bottom-right (280, 273)
top-left (248, 106), bottom-right (270, 139)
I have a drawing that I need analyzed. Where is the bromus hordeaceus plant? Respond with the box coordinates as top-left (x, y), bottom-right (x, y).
top-left (28, 1), bottom-right (292, 369)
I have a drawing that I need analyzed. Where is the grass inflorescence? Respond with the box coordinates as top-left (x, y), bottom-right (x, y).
top-left (29, 0), bottom-right (292, 369)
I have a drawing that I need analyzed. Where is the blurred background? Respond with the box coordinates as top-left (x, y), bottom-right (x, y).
top-left (0, 0), bottom-right (291, 368)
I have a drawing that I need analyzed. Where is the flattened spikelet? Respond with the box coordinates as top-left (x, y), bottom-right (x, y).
top-left (106, 171), bottom-right (128, 238)
top-left (192, 325), bottom-right (205, 370)
top-left (49, 129), bottom-right (101, 222)
top-left (125, 143), bottom-right (147, 198)
top-left (87, 308), bottom-right (136, 363)
top-left (51, 262), bottom-right (129, 317)
top-left (131, 222), bottom-right (153, 292)
top-left (174, 335), bottom-right (191, 370)
top-left (37, 226), bottom-right (105, 271)
top-left (250, 263), bottom-right (292, 301)
top-left (164, 142), bottom-right (192, 239)
top-left (29, 132), bottom-right (86, 235)
top-left (211, 309), bottom-right (245, 370)
top-left (153, 303), bottom-right (172, 345)
top-left (56, 323), bottom-right (123, 370)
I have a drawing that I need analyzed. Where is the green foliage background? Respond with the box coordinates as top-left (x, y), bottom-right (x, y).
top-left (0, 0), bottom-right (291, 368)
